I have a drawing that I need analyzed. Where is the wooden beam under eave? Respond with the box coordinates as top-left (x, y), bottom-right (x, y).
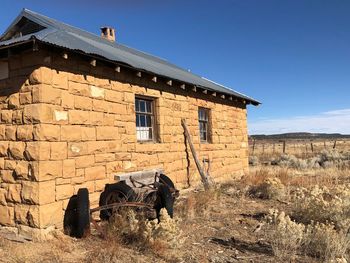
top-left (212, 92), bottom-right (217, 97)
top-left (136, 71), bottom-right (142, 77)
top-left (62, 52), bottom-right (68, 60)
top-left (202, 89), bottom-right (208, 94)
top-left (115, 66), bottom-right (121, 73)
top-left (152, 76), bottom-right (157, 82)
top-left (90, 59), bottom-right (96, 67)
top-left (180, 84), bottom-right (186, 90)
top-left (221, 94), bottom-right (225, 99)
top-left (192, 86), bottom-right (197, 92)
top-left (229, 96), bottom-right (233, 101)
top-left (167, 80), bottom-right (172, 86)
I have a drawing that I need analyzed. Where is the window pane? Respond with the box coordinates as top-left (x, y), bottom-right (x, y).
top-left (135, 99), bottom-right (140, 112)
top-left (146, 101), bottom-right (152, 113)
top-left (136, 114), bottom-right (140, 127)
top-left (140, 115), bottom-right (146, 127)
top-left (140, 100), bottom-right (146, 112)
top-left (146, 115), bottom-right (152, 127)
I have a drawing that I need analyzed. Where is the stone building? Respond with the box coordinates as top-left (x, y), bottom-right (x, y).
top-left (0, 9), bottom-right (259, 238)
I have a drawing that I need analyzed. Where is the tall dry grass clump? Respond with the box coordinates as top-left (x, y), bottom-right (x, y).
top-left (264, 209), bottom-right (350, 262)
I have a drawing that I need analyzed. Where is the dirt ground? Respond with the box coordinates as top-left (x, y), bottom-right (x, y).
top-left (0, 169), bottom-right (327, 263)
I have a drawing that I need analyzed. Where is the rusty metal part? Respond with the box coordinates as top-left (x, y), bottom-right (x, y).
top-left (90, 201), bottom-right (154, 214)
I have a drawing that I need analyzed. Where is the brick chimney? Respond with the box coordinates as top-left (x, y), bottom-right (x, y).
top-left (100, 27), bottom-right (116, 42)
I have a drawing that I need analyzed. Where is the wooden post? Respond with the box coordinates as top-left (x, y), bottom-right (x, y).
top-left (181, 119), bottom-right (211, 190)
top-left (310, 142), bottom-right (314, 152)
top-left (333, 140), bottom-right (337, 149)
top-left (283, 141), bottom-right (286, 153)
top-left (252, 139), bottom-right (256, 154)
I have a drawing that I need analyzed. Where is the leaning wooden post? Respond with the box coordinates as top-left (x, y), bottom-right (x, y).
top-left (181, 119), bottom-right (211, 190)
top-left (310, 142), bottom-right (314, 152)
top-left (333, 140), bottom-right (337, 149)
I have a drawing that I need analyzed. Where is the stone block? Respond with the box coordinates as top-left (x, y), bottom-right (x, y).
top-left (23, 104), bottom-right (54, 124)
top-left (90, 85), bottom-right (105, 99)
top-left (69, 82), bottom-right (90, 97)
top-left (90, 111), bottom-right (104, 125)
top-left (0, 158), bottom-right (4, 169)
top-left (53, 110), bottom-right (68, 123)
top-left (14, 161), bottom-right (29, 179)
top-left (95, 178), bottom-right (110, 191)
top-left (62, 159), bottom-right (75, 178)
top-left (33, 124), bottom-right (60, 141)
top-left (50, 142), bottom-right (67, 160)
top-left (32, 85), bottom-right (61, 105)
top-left (75, 155), bottom-right (95, 169)
top-left (19, 92), bottom-right (32, 104)
top-left (67, 142), bottom-right (88, 157)
top-left (95, 153), bottom-right (115, 163)
top-left (56, 184), bottom-right (74, 201)
top-left (96, 126), bottom-right (119, 140)
top-left (1, 170), bottom-right (15, 183)
top-left (105, 89), bottom-right (122, 102)
top-left (5, 126), bottom-right (16, 141)
top-left (74, 95), bottom-right (92, 110)
top-left (8, 93), bottom-right (20, 109)
top-left (61, 90), bottom-right (74, 108)
top-left (68, 110), bottom-right (90, 124)
top-left (8, 141), bottom-right (25, 159)
top-left (17, 125), bottom-right (33, 141)
top-left (106, 161), bottom-right (123, 174)
top-left (25, 142), bottom-right (50, 161)
top-left (39, 201), bottom-right (63, 228)
top-left (81, 127), bottom-right (96, 141)
top-left (6, 184), bottom-right (22, 203)
top-left (30, 161), bottom-right (62, 181)
top-left (0, 205), bottom-right (14, 226)
top-left (1, 110), bottom-right (12, 123)
top-left (74, 181), bottom-right (94, 193)
top-left (61, 125), bottom-right (82, 141)
top-left (0, 188), bottom-right (7, 205)
top-left (85, 166), bottom-right (105, 181)
top-left (52, 70), bottom-right (68, 90)
top-left (21, 180), bottom-right (55, 205)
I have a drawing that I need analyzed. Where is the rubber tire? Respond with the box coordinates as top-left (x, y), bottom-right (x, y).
top-left (159, 174), bottom-right (175, 189)
top-left (76, 188), bottom-right (90, 238)
top-left (155, 184), bottom-right (174, 219)
top-left (99, 183), bottom-right (136, 221)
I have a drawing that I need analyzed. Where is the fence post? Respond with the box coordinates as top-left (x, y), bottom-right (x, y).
top-left (283, 141), bottom-right (286, 153)
top-left (310, 142), bottom-right (314, 152)
top-left (333, 140), bottom-right (337, 149)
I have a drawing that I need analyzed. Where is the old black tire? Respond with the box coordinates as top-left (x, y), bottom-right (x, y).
top-left (155, 184), bottom-right (174, 219)
top-left (159, 174), bottom-right (175, 189)
top-left (76, 188), bottom-right (90, 238)
top-left (99, 183), bottom-right (136, 221)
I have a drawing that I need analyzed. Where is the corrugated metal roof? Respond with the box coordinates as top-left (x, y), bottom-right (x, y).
top-left (0, 9), bottom-right (260, 105)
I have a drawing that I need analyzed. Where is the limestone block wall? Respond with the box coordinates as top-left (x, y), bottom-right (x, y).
top-left (0, 48), bottom-right (249, 237)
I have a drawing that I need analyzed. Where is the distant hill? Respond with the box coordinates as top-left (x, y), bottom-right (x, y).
top-left (250, 132), bottom-right (350, 140)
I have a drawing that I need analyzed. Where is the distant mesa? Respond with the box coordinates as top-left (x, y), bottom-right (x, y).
top-left (249, 132), bottom-right (350, 140)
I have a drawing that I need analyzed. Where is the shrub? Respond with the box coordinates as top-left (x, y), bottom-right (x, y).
top-left (303, 222), bottom-right (350, 261)
top-left (249, 177), bottom-right (286, 200)
top-left (264, 210), bottom-right (350, 262)
top-left (264, 209), bottom-right (304, 260)
top-left (292, 185), bottom-right (350, 231)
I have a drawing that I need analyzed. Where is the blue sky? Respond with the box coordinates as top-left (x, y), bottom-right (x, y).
top-left (1, 0), bottom-right (349, 134)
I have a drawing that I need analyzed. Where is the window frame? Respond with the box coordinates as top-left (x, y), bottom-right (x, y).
top-left (198, 107), bottom-right (212, 143)
top-left (135, 96), bottom-right (158, 142)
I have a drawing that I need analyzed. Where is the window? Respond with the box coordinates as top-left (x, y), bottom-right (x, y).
top-left (198, 107), bottom-right (211, 143)
top-left (135, 97), bottom-right (156, 141)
